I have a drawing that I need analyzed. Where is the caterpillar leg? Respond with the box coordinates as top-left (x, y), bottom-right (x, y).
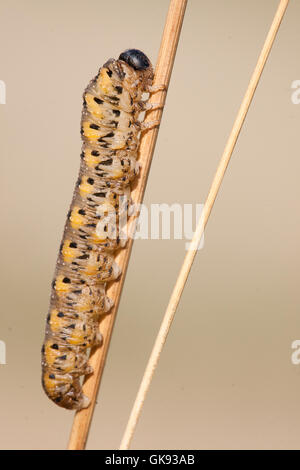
top-left (84, 365), bottom-right (93, 375)
top-left (138, 101), bottom-right (163, 112)
top-left (140, 120), bottom-right (161, 131)
top-left (148, 84), bottom-right (167, 93)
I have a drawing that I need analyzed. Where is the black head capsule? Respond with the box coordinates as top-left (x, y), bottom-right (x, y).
top-left (119, 49), bottom-right (150, 71)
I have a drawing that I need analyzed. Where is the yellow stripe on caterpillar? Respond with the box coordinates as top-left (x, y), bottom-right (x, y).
top-left (82, 121), bottom-right (100, 140)
top-left (69, 207), bottom-right (85, 229)
top-left (44, 341), bottom-right (76, 373)
top-left (97, 68), bottom-right (114, 95)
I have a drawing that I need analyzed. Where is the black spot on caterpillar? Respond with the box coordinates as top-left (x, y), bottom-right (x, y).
top-left (41, 49), bottom-right (155, 410)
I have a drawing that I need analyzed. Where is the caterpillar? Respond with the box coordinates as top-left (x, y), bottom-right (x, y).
top-left (41, 49), bottom-right (161, 410)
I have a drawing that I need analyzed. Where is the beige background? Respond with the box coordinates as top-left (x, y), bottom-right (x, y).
top-left (0, 0), bottom-right (300, 450)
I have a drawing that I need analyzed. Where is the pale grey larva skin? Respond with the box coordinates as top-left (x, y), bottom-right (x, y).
top-left (41, 50), bottom-right (156, 410)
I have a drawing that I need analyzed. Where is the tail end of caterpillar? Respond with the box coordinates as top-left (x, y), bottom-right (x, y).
top-left (42, 372), bottom-right (91, 410)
